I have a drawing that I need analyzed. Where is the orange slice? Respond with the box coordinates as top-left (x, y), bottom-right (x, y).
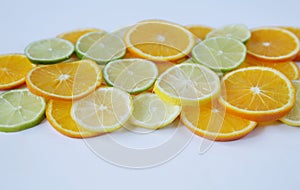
top-left (186, 25), bottom-right (214, 40)
top-left (280, 26), bottom-right (300, 61)
top-left (46, 99), bottom-right (101, 138)
top-left (181, 101), bottom-right (257, 141)
top-left (57, 28), bottom-right (103, 44)
top-left (124, 20), bottom-right (196, 62)
top-left (219, 66), bottom-right (295, 122)
top-left (0, 54), bottom-right (35, 90)
top-left (246, 27), bottom-right (300, 62)
top-left (240, 55), bottom-right (299, 80)
top-left (26, 60), bottom-right (102, 100)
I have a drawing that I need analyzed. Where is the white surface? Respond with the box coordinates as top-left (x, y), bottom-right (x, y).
top-left (1, 0), bottom-right (300, 189)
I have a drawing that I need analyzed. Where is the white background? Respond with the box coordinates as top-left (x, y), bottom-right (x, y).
top-left (1, 0), bottom-right (300, 189)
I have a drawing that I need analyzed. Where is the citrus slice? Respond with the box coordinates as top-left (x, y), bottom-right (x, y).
top-left (57, 28), bottom-right (104, 44)
top-left (124, 20), bottom-right (196, 62)
top-left (240, 55), bottom-right (299, 80)
top-left (280, 26), bottom-right (300, 61)
top-left (24, 38), bottom-right (74, 64)
top-left (0, 89), bottom-right (46, 132)
top-left (0, 54), bottom-right (35, 90)
top-left (219, 66), bottom-right (296, 122)
top-left (280, 80), bottom-right (300, 126)
top-left (26, 60), bottom-right (102, 100)
top-left (71, 87), bottom-right (133, 133)
top-left (46, 99), bottom-right (102, 138)
top-left (192, 36), bottom-right (247, 72)
top-left (153, 63), bottom-right (220, 105)
top-left (206, 24), bottom-right (251, 42)
top-left (75, 32), bottom-right (126, 64)
top-left (103, 58), bottom-right (158, 94)
top-left (246, 27), bottom-right (300, 62)
top-left (186, 25), bottom-right (214, 40)
top-left (181, 101), bottom-right (257, 141)
top-left (129, 93), bottom-right (181, 129)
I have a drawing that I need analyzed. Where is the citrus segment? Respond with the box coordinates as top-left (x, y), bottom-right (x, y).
top-left (46, 99), bottom-right (102, 138)
top-left (246, 27), bottom-right (300, 61)
top-left (280, 26), bottom-right (300, 61)
top-left (0, 54), bottom-right (35, 90)
top-left (124, 20), bottom-right (196, 62)
top-left (71, 87), bottom-right (133, 133)
top-left (220, 66), bottom-right (295, 122)
top-left (26, 60), bottom-right (102, 100)
top-left (206, 24), bottom-right (251, 42)
top-left (0, 89), bottom-right (46, 132)
top-left (181, 101), bottom-right (257, 141)
top-left (186, 25), bottom-right (213, 40)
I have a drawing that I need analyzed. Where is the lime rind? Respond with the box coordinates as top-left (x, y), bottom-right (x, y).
top-left (75, 32), bottom-right (126, 65)
top-left (24, 38), bottom-right (74, 64)
top-left (103, 58), bottom-right (158, 94)
top-left (206, 24), bottom-right (251, 43)
top-left (0, 89), bottom-right (46, 132)
top-left (192, 36), bottom-right (247, 72)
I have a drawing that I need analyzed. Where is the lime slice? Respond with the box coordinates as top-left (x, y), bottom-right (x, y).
top-left (75, 32), bottom-right (126, 64)
top-left (153, 63), bottom-right (220, 105)
top-left (280, 80), bottom-right (300, 126)
top-left (0, 89), bottom-right (46, 132)
top-left (206, 24), bottom-right (251, 43)
top-left (24, 38), bottom-right (74, 64)
top-left (192, 37), bottom-right (247, 72)
top-left (103, 58), bottom-right (158, 94)
top-left (129, 93), bottom-right (181, 129)
top-left (71, 87), bottom-right (133, 133)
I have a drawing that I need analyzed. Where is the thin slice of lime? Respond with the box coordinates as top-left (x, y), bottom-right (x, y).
top-left (0, 89), bottom-right (46, 132)
top-left (192, 36), bottom-right (246, 72)
top-left (75, 32), bottom-right (126, 65)
top-left (206, 24), bottom-right (251, 43)
top-left (24, 38), bottom-right (74, 64)
top-left (280, 80), bottom-right (300, 126)
top-left (129, 93), bottom-right (181, 129)
top-left (103, 58), bottom-right (158, 94)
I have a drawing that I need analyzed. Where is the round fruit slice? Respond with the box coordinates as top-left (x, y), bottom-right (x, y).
top-left (124, 20), bottom-right (196, 62)
top-left (246, 27), bottom-right (300, 61)
top-left (192, 36), bottom-right (247, 72)
top-left (181, 101), bottom-right (257, 141)
top-left (280, 80), bottom-right (300, 126)
top-left (0, 54), bottom-right (35, 90)
top-left (240, 55), bottom-right (299, 80)
top-left (57, 28), bottom-right (104, 44)
top-left (24, 38), bottom-right (74, 64)
top-left (46, 99), bottom-right (102, 138)
top-left (75, 32), bottom-right (126, 64)
top-left (71, 87), bottom-right (133, 133)
top-left (129, 93), bottom-right (181, 129)
top-left (0, 89), bottom-right (46, 132)
top-left (206, 24), bottom-right (251, 42)
top-left (26, 60), bottom-right (102, 100)
top-left (280, 26), bottom-right (300, 61)
top-left (186, 25), bottom-right (214, 40)
top-left (219, 66), bottom-right (295, 122)
top-left (103, 58), bottom-right (158, 94)
top-left (153, 63), bottom-right (220, 105)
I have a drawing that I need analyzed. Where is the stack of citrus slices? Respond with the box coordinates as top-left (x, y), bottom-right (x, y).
top-left (1, 20), bottom-right (300, 142)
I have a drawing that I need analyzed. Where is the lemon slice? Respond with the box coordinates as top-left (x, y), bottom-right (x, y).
top-left (103, 58), bottom-right (158, 94)
top-left (71, 87), bottom-right (133, 133)
top-left (129, 93), bottom-right (181, 129)
top-left (153, 63), bottom-right (220, 105)
top-left (0, 89), bottom-right (46, 132)
top-left (280, 80), bottom-right (300, 126)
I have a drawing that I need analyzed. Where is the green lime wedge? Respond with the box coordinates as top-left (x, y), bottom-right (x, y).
top-left (206, 24), bottom-right (251, 43)
top-left (0, 89), bottom-right (46, 132)
top-left (103, 58), bottom-right (158, 94)
top-left (75, 32), bottom-right (126, 65)
top-left (192, 36), bottom-right (247, 72)
top-left (24, 38), bottom-right (74, 64)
